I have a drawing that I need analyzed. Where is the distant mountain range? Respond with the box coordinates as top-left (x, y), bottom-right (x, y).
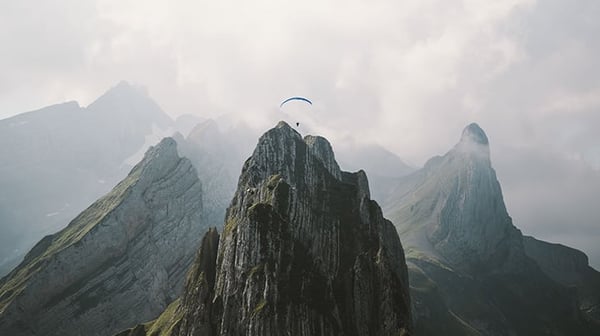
top-left (0, 83), bottom-right (414, 277)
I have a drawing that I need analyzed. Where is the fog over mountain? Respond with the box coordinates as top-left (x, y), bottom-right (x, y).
top-left (0, 138), bottom-right (207, 336)
top-left (1, 0), bottom-right (599, 269)
top-left (0, 82), bottom-right (177, 275)
top-left (383, 123), bottom-right (600, 335)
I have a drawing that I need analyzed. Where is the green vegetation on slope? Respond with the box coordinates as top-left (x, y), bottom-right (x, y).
top-left (144, 298), bottom-right (183, 336)
top-left (0, 164), bottom-right (143, 313)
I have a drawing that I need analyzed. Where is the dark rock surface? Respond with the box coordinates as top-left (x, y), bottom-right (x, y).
top-left (120, 121), bottom-right (412, 336)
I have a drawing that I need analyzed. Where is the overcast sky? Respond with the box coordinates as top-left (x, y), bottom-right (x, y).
top-left (1, 0), bottom-right (599, 267)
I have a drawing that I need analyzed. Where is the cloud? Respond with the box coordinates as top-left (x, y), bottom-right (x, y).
top-left (493, 144), bottom-right (600, 268)
top-left (1, 0), bottom-right (599, 266)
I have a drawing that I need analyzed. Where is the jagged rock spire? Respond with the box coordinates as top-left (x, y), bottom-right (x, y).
top-left (384, 123), bottom-right (598, 335)
top-left (120, 121), bottom-right (413, 336)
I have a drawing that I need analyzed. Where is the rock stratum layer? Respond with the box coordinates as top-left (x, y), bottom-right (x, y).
top-left (120, 121), bottom-right (412, 336)
top-left (0, 138), bottom-right (205, 336)
top-left (384, 123), bottom-right (600, 335)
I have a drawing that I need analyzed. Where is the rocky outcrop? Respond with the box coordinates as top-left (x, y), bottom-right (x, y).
top-left (384, 123), bottom-right (599, 335)
top-left (0, 138), bottom-right (205, 336)
top-left (121, 121), bottom-right (412, 336)
top-left (523, 236), bottom-right (600, 323)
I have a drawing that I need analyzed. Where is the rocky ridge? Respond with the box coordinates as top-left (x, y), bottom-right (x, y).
top-left (0, 138), bottom-right (205, 336)
top-left (120, 121), bottom-right (412, 336)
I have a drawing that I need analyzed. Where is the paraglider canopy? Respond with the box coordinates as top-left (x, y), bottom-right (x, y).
top-left (280, 96), bottom-right (312, 108)
top-left (280, 96), bottom-right (312, 128)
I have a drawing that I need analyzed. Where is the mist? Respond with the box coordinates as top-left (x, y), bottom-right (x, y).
top-left (1, 0), bottom-right (599, 267)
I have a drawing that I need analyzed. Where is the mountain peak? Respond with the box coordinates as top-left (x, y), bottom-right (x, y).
top-left (127, 123), bottom-right (412, 336)
top-left (135, 137), bottom-right (182, 182)
top-left (460, 122), bottom-right (489, 145)
top-left (112, 80), bottom-right (146, 95)
top-left (271, 120), bottom-right (302, 139)
top-left (387, 123), bottom-right (510, 270)
top-left (143, 137), bottom-right (178, 163)
top-left (251, 122), bottom-right (341, 183)
top-left (85, 81), bottom-right (172, 129)
top-left (384, 126), bottom-right (599, 335)
top-left (276, 120), bottom-right (292, 129)
top-left (454, 122), bottom-right (491, 160)
top-left (94, 81), bottom-right (148, 103)
top-left (87, 81), bottom-right (153, 110)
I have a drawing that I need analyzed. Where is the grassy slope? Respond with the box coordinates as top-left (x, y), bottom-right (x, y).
top-left (0, 164), bottom-right (142, 313)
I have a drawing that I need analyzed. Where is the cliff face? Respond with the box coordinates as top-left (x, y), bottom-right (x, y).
top-left (0, 138), bottom-right (205, 336)
top-left (122, 121), bottom-right (412, 336)
top-left (384, 123), bottom-right (599, 335)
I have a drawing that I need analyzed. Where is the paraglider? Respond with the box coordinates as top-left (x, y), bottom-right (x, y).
top-left (280, 96), bottom-right (312, 128)
top-left (280, 96), bottom-right (312, 108)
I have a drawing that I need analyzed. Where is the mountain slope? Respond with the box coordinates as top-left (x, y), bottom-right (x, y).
top-left (119, 121), bottom-right (412, 336)
top-left (384, 123), bottom-right (599, 335)
top-left (523, 236), bottom-right (600, 324)
top-left (0, 81), bottom-right (175, 276)
top-left (0, 138), bottom-right (205, 336)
